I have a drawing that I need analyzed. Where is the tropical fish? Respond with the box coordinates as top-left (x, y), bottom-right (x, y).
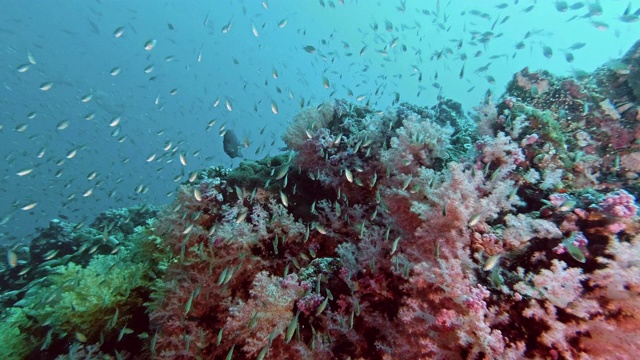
top-left (113, 26), bottom-right (125, 38)
top-left (7, 250), bottom-right (18, 268)
top-left (564, 52), bottom-right (574, 62)
top-left (223, 130), bottom-right (243, 158)
top-left (568, 42), bottom-right (587, 50)
top-left (555, 1), bottom-right (568, 12)
top-left (16, 64), bottom-right (30, 73)
top-left (588, 1), bottom-right (603, 16)
top-left (570, 2), bottom-right (585, 10)
top-left (144, 39), bottom-right (156, 51)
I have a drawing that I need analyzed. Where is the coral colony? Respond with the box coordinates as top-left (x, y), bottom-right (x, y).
top-left (3, 41), bottom-right (640, 359)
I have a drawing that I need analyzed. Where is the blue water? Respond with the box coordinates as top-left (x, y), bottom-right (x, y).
top-left (0, 0), bottom-right (636, 244)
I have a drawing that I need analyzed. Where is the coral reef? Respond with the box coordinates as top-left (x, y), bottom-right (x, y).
top-left (146, 40), bottom-right (640, 360)
top-left (0, 210), bottom-right (168, 360)
top-left (3, 40), bottom-right (640, 360)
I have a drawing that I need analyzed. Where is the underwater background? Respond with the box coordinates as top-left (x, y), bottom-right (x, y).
top-left (2, 0), bottom-right (640, 359)
top-left (0, 0), bottom-right (635, 243)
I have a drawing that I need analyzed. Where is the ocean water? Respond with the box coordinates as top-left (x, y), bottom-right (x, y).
top-left (0, 0), bottom-right (635, 245)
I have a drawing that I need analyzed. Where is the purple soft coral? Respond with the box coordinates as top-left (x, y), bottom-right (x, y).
top-left (600, 189), bottom-right (638, 218)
